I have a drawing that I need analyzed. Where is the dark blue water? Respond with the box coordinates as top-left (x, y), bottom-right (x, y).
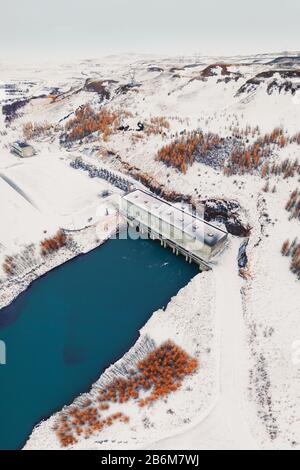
top-left (0, 236), bottom-right (198, 450)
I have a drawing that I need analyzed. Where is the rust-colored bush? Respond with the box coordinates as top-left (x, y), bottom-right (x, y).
top-left (23, 121), bottom-right (52, 139)
top-left (97, 341), bottom-right (198, 408)
top-left (156, 131), bottom-right (222, 174)
top-left (226, 128), bottom-right (300, 177)
top-left (281, 238), bottom-right (300, 279)
top-left (2, 256), bottom-right (14, 275)
top-left (63, 105), bottom-right (121, 142)
top-left (54, 341), bottom-right (198, 447)
top-left (285, 189), bottom-right (300, 220)
top-left (156, 126), bottom-right (300, 178)
top-left (40, 230), bottom-right (67, 256)
top-left (145, 116), bottom-right (170, 136)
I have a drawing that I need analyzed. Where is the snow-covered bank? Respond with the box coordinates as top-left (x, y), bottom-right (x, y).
top-left (0, 216), bottom-right (120, 312)
top-left (241, 189), bottom-right (300, 449)
top-left (0, 149), bottom-right (124, 269)
top-left (148, 238), bottom-right (259, 450)
top-left (24, 269), bottom-right (218, 450)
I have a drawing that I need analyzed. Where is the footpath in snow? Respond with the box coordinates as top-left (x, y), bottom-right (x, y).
top-left (148, 239), bottom-right (259, 450)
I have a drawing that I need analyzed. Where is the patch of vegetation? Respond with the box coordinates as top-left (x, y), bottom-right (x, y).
top-left (156, 130), bottom-right (224, 174)
top-left (285, 189), bottom-right (300, 221)
top-left (54, 341), bottom-right (198, 447)
top-left (23, 121), bottom-right (52, 140)
top-left (156, 126), bottom-right (300, 177)
top-left (40, 230), bottom-right (67, 256)
top-left (281, 238), bottom-right (300, 279)
top-left (2, 244), bottom-right (40, 277)
top-left (2, 98), bottom-right (29, 122)
top-left (144, 116), bottom-right (170, 136)
top-left (61, 105), bottom-right (121, 143)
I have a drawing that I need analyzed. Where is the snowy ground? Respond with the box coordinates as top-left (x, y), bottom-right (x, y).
top-left (0, 150), bottom-right (122, 270)
top-left (148, 240), bottom-right (258, 450)
top-left (1, 53), bottom-right (300, 450)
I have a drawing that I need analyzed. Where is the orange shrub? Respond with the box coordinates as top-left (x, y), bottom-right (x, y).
top-left (54, 341), bottom-right (198, 447)
top-left (157, 126), bottom-right (300, 178)
top-left (63, 105), bottom-right (121, 142)
top-left (145, 116), bottom-right (170, 136)
top-left (285, 189), bottom-right (300, 220)
top-left (281, 238), bottom-right (300, 279)
top-left (40, 230), bottom-right (67, 256)
top-left (23, 121), bottom-right (52, 139)
top-left (156, 131), bottom-right (222, 174)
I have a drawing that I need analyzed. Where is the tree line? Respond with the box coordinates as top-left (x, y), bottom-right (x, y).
top-left (63, 104), bottom-right (121, 143)
top-left (156, 126), bottom-right (300, 178)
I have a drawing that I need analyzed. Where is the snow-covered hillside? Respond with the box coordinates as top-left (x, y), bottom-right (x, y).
top-left (1, 52), bottom-right (300, 450)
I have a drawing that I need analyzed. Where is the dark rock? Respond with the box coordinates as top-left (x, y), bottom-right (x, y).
top-left (236, 69), bottom-right (300, 97)
top-left (225, 216), bottom-right (251, 237)
top-left (148, 66), bottom-right (164, 73)
top-left (115, 83), bottom-right (141, 95)
top-left (84, 79), bottom-right (112, 100)
top-left (238, 241), bottom-right (249, 268)
top-left (204, 199), bottom-right (239, 219)
top-left (204, 199), bottom-right (250, 237)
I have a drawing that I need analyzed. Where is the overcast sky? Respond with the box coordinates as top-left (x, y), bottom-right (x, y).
top-left (1, 0), bottom-right (299, 61)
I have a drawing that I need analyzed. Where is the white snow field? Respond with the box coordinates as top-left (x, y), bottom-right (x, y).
top-left (0, 52), bottom-right (300, 450)
top-left (1, 157), bottom-right (115, 226)
top-left (0, 175), bottom-right (50, 251)
top-left (0, 153), bottom-right (119, 268)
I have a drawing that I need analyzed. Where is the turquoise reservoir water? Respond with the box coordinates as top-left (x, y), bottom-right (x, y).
top-left (0, 237), bottom-right (198, 450)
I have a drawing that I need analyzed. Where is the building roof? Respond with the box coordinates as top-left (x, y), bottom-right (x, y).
top-left (12, 141), bottom-right (33, 149)
top-left (123, 189), bottom-right (227, 247)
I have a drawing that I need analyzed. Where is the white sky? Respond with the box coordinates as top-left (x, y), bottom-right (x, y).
top-left (0, 0), bottom-right (299, 61)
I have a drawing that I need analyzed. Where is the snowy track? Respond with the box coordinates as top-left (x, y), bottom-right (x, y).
top-left (148, 240), bottom-right (258, 450)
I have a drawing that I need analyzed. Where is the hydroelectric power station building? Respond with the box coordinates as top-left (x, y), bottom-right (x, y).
top-left (121, 189), bottom-right (228, 270)
top-left (11, 141), bottom-right (35, 158)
